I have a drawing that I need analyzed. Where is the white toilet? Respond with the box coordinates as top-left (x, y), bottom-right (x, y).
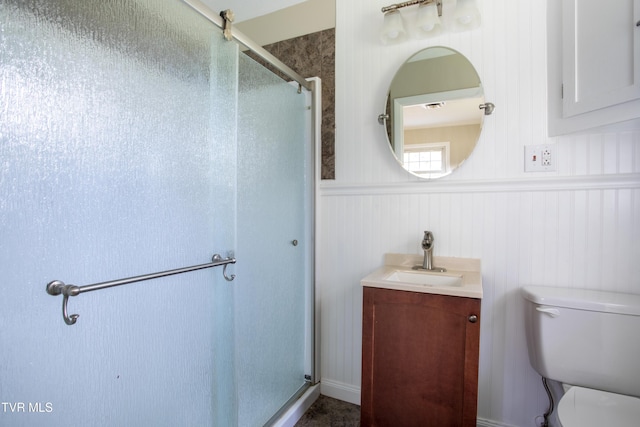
top-left (522, 286), bottom-right (640, 427)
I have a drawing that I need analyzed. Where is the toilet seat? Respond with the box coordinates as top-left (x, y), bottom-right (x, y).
top-left (558, 386), bottom-right (640, 427)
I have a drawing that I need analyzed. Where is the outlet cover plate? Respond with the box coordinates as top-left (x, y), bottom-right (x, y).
top-left (524, 144), bottom-right (556, 172)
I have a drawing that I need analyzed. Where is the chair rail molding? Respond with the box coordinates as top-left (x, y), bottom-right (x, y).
top-left (319, 173), bottom-right (640, 197)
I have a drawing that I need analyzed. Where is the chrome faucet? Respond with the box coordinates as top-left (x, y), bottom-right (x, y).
top-left (413, 231), bottom-right (446, 272)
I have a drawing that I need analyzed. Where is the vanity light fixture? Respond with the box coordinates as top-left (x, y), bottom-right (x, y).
top-left (380, 0), bottom-right (480, 44)
top-left (452, 0), bottom-right (481, 31)
top-left (415, 1), bottom-right (442, 38)
top-left (380, 10), bottom-right (408, 44)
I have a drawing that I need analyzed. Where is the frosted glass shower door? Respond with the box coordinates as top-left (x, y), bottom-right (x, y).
top-left (234, 54), bottom-right (313, 426)
top-left (0, 1), bottom-right (238, 426)
top-left (1, 0), bottom-right (313, 424)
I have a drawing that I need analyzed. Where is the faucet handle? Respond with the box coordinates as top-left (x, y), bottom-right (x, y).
top-left (422, 231), bottom-right (434, 250)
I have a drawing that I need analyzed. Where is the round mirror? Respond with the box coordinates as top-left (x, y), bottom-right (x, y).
top-left (381, 46), bottom-right (491, 179)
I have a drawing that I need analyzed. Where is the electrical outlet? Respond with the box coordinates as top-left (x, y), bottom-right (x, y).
top-left (525, 144), bottom-right (556, 172)
top-left (541, 147), bottom-right (552, 166)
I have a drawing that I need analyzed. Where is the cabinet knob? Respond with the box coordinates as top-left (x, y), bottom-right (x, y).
top-left (468, 314), bottom-right (478, 323)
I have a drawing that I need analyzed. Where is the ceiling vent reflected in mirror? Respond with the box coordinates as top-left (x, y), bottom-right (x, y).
top-left (423, 102), bottom-right (445, 109)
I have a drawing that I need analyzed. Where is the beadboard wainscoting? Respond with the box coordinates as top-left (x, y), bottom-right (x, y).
top-left (317, 177), bottom-right (640, 426)
top-left (321, 1), bottom-right (640, 425)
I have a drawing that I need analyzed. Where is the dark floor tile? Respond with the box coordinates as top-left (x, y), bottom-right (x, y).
top-left (294, 395), bottom-right (360, 427)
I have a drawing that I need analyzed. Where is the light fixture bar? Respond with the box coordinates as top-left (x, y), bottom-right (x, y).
top-left (382, 0), bottom-right (442, 16)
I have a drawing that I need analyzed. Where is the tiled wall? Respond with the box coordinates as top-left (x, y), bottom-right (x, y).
top-left (246, 28), bottom-right (335, 179)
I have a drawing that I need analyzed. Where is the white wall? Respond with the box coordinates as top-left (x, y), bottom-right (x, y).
top-left (200, 0), bottom-right (306, 22)
top-left (236, 0), bottom-right (335, 46)
top-left (318, 1), bottom-right (640, 426)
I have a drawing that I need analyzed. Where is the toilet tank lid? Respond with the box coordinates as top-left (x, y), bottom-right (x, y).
top-left (521, 286), bottom-right (640, 316)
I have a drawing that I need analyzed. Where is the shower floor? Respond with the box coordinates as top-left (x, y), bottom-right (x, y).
top-left (294, 395), bottom-right (360, 426)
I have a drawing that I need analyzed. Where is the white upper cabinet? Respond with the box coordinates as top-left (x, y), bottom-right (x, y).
top-left (548, 0), bottom-right (640, 136)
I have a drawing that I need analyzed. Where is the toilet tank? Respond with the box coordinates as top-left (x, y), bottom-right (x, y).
top-left (522, 286), bottom-right (640, 398)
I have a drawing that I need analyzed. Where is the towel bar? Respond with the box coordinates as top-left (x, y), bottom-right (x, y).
top-left (46, 253), bottom-right (236, 325)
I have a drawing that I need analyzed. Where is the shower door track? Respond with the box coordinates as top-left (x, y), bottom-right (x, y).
top-left (182, 0), bottom-right (313, 92)
top-left (263, 381), bottom-right (311, 426)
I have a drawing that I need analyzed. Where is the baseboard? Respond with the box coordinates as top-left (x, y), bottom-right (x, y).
top-left (271, 384), bottom-right (321, 427)
top-left (319, 378), bottom-right (361, 406)
top-left (476, 418), bottom-right (519, 427)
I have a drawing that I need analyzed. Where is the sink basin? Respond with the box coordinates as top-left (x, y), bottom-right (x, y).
top-left (361, 253), bottom-right (482, 299)
top-left (384, 270), bottom-right (463, 287)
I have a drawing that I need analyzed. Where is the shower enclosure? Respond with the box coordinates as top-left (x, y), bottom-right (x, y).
top-left (0, 0), bottom-right (317, 426)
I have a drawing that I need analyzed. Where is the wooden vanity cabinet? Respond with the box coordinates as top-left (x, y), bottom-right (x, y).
top-left (361, 287), bottom-right (481, 427)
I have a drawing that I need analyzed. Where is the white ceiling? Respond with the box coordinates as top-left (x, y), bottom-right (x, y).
top-left (199, 0), bottom-right (308, 22)
top-left (403, 97), bottom-right (485, 129)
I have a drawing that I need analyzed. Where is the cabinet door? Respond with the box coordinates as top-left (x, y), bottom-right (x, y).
top-left (562, 0), bottom-right (640, 117)
top-left (361, 287), bottom-right (481, 427)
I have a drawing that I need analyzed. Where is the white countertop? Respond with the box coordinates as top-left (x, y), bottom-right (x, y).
top-left (361, 253), bottom-right (483, 299)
